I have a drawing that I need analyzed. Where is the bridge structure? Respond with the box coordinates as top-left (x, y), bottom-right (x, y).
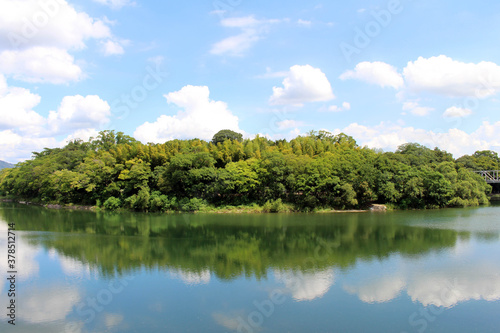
top-left (474, 170), bottom-right (500, 184)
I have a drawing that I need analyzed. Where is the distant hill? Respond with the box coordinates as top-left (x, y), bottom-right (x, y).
top-left (0, 160), bottom-right (14, 170)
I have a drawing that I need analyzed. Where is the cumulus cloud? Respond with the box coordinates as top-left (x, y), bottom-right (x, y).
top-left (48, 95), bottom-right (111, 134)
top-left (0, 47), bottom-right (84, 84)
top-left (0, 129), bottom-right (58, 162)
top-left (0, 75), bottom-right (44, 129)
top-left (270, 65), bottom-right (335, 106)
top-left (344, 275), bottom-right (406, 303)
top-left (403, 55), bottom-right (500, 97)
top-left (402, 100), bottom-right (434, 116)
top-left (344, 56), bottom-right (500, 98)
top-left (346, 263), bottom-right (500, 308)
top-left (101, 39), bottom-right (126, 56)
top-left (443, 106), bottom-right (473, 118)
top-left (0, 0), bottom-right (122, 84)
top-left (0, 0), bottom-right (111, 51)
top-left (210, 16), bottom-right (280, 56)
top-left (0, 79), bottom-right (111, 162)
top-left (20, 286), bottom-right (81, 323)
top-left (407, 265), bottom-right (500, 308)
top-left (274, 269), bottom-right (335, 301)
top-left (134, 85), bottom-right (242, 143)
top-left (340, 61), bottom-right (404, 89)
top-left (336, 121), bottom-right (500, 157)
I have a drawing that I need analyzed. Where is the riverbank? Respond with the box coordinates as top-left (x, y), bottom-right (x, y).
top-left (0, 198), bottom-right (96, 211)
top-left (0, 198), bottom-right (387, 214)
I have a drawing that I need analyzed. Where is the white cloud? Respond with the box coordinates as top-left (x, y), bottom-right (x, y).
top-left (0, 75), bottom-right (44, 130)
top-left (0, 79), bottom-right (111, 162)
top-left (48, 95), bottom-right (111, 135)
top-left (58, 255), bottom-right (92, 278)
top-left (274, 269), bottom-right (335, 301)
top-left (346, 263), bottom-right (500, 308)
top-left (277, 119), bottom-right (304, 129)
top-left (105, 313), bottom-right (124, 329)
top-left (92, 0), bottom-right (135, 9)
top-left (256, 67), bottom-right (288, 79)
top-left (169, 269), bottom-right (211, 285)
top-left (336, 121), bottom-right (500, 157)
top-left (326, 101), bottom-right (351, 112)
top-left (297, 19), bottom-right (312, 26)
top-left (134, 85), bottom-right (242, 143)
top-left (270, 65), bottom-right (335, 106)
top-left (402, 100), bottom-right (434, 116)
top-left (340, 61), bottom-right (404, 89)
top-left (0, 0), bottom-right (123, 84)
top-left (210, 16), bottom-right (280, 56)
top-left (210, 31), bottom-right (260, 56)
top-left (0, 0), bottom-right (111, 51)
top-left (344, 275), bottom-right (406, 303)
top-left (403, 55), bottom-right (500, 97)
top-left (62, 128), bottom-right (101, 144)
top-left (407, 265), bottom-right (500, 308)
top-left (0, 129), bottom-right (58, 162)
top-left (443, 106), bottom-right (473, 118)
top-left (20, 286), bottom-right (81, 323)
top-left (0, 47), bottom-right (83, 84)
top-left (101, 39), bottom-right (125, 56)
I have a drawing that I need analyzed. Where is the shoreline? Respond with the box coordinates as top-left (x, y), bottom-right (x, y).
top-left (0, 198), bottom-right (386, 214)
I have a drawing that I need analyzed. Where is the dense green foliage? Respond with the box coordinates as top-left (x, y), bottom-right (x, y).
top-left (211, 129), bottom-right (243, 145)
top-left (0, 130), bottom-right (494, 211)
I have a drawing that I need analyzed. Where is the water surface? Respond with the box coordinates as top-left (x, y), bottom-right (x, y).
top-left (1, 203), bottom-right (499, 332)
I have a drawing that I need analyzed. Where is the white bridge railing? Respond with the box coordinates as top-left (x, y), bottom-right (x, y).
top-left (474, 170), bottom-right (500, 183)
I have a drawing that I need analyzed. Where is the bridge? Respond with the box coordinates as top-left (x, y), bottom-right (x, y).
top-left (475, 170), bottom-right (500, 183)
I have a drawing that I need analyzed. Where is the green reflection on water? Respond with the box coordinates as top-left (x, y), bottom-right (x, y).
top-left (0, 203), bottom-right (470, 279)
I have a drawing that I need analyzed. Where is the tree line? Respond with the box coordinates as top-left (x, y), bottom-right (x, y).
top-left (0, 129), bottom-right (496, 212)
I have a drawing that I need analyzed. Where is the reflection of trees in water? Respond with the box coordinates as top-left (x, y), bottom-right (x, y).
top-left (0, 203), bottom-right (469, 279)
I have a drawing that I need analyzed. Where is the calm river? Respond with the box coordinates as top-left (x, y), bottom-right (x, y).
top-left (0, 202), bottom-right (499, 332)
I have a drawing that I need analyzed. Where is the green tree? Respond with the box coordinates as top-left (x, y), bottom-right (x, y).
top-left (211, 129), bottom-right (243, 145)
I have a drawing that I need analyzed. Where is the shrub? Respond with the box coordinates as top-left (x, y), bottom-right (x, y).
top-left (103, 196), bottom-right (121, 211)
top-left (179, 197), bottom-right (207, 212)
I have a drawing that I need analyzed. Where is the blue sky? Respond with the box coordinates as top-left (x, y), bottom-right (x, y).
top-left (1, 0), bottom-right (500, 162)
